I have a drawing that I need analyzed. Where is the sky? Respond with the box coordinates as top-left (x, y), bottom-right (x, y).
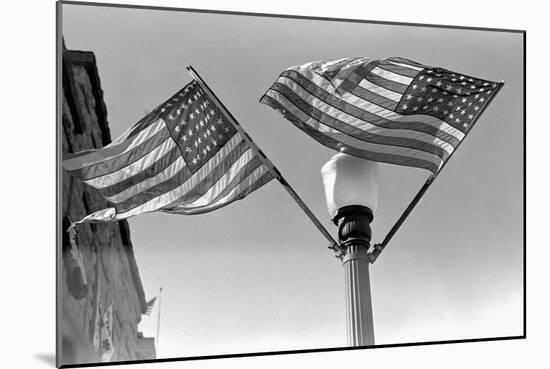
top-left (61, 3), bottom-right (524, 360)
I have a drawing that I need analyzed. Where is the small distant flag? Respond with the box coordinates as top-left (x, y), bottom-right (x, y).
top-left (260, 57), bottom-right (503, 174)
top-left (145, 297), bottom-right (157, 316)
top-left (63, 79), bottom-right (275, 225)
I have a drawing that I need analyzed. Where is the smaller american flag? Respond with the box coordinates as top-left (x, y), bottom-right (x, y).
top-left (261, 57), bottom-right (503, 174)
top-left (64, 80), bottom-right (275, 224)
top-left (144, 297), bottom-right (157, 316)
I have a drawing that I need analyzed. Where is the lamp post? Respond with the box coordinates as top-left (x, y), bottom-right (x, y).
top-left (321, 153), bottom-right (379, 347)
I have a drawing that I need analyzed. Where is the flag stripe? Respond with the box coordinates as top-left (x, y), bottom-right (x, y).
top-left (288, 69), bottom-right (465, 142)
top-left (113, 137), bottom-right (246, 213)
top-left (359, 67), bottom-right (409, 94)
top-left (98, 146), bottom-right (181, 198)
top-left (172, 150), bottom-right (260, 209)
top-left (85, 135), bottom-right (176, 188)
top-left (115, 145), bottom-right (256, 218)
top-left (125, 110), bottom-right (164, 140)
top-left (157, 143), bottom-right (255, 208)
top-left (387, 57), bottom-right (427, 69)
top-left (129, 145), bottom-right (252, 212)
top-left (357, 79), bottom-right (403, 103)
top-left (112, 109), bottom-right (160, 146)
top-left (69, 125), bottom-right (171, 180)
top-left (192, 165), bottom-right (271, 211)
top-left (337, 88), bottom-right (464, 142)
top-left (315, 57), bottom-right (365, 83)
top-left (263, 91), bottom-right (444, 168)
top-left (261, 94), bottom-right (439, 173)
top-left (318, 58), bottom-right (351, 74)
top-left (329, 59), bottom-right (374, 90)
top-left (163, 166), bottom-right (272, 215)
top-left (198, 157), bottom-right (266, 208)
top-left (276, 73), bottom-right (460, 149)
top-left (387, 60), bottom-right (425, 71)
top-left (371, 66), bottom-right (414, 85)
top-left (349, 82), bottom-right (399, 110)
top-left (376, 62), bottom-right (421, 78)
top-left (63, 117), bottom-right (166, 171)
top-left (105, 155), bottom-right (187, 204)
top-left (269, 83), bottom-right (451, 159)
top-left (319, 57), bottom-right (373, 86)
top-left (114, 134), bottom-right (248, 213)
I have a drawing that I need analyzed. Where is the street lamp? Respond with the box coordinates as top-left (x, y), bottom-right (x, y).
top-left (321, 152), bottom-right (379, 347)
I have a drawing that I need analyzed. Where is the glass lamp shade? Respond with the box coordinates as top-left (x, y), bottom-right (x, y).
top-left (320, 153), bottom-right (380, 220)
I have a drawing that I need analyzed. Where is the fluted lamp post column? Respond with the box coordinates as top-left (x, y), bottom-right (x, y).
top-left (321, 153), bottom-right (379, 347)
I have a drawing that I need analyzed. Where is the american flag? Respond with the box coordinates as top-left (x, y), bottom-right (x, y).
top-left (260, 57), bottom-right (503, 174)
top-left (144, 297), bottom-right (157, 316)
top-left (64, 80), bottom-right (275, 224)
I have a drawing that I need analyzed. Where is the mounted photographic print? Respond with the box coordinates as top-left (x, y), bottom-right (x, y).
top-left (57, 1), bottom-right (525, 367)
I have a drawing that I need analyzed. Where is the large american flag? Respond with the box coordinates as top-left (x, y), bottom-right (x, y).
top-left (260, 57), bottom-right (503, 174)
top-left (64, 80), bottom-right (274, 224)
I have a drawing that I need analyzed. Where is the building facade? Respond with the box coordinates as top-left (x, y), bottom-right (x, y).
top-left (59, 43), bottom-right (156, 366)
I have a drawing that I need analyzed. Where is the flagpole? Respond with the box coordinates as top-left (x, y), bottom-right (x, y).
top-left (156, 287), bottom-right (162, 354)
top-left (369, 82), bottom-right (505, 263)
top-left (187, 66), bottom-right (341, 256)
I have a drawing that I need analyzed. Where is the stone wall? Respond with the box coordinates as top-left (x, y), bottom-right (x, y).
top-left (60, 45), bottom-right (155, 365)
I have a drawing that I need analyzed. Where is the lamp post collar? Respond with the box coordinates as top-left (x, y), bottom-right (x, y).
top-left (332, 205), bottom-right (374, 226)
top-left (332, 205), bottom-right (374, 251)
